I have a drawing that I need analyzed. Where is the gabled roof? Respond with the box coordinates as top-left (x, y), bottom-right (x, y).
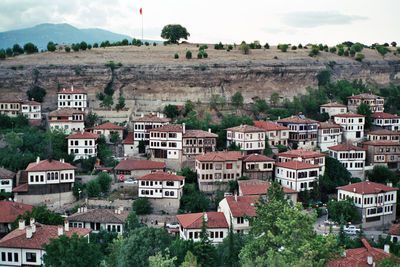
top-left (223, 196), bottom-right (258, 217)
top-left (277, 149), bottom-right (326, 159)
top-left (0, 167), bottom-right (15, 179)
top-left (238, 179), bottom-right (298, 195)
top-left (67, 209), bottom-right (128, 224)
top-left (137, 171), bottom-right (185, 181)
top-left (318, 122), bottom-right (343, 129)
top-left (183, 130), bottom-right (218, 138)
top-left (122, 132), bottom-right (134, 144)
top-left (132, 113), bottom-right (170, 123)
top-left (337, 181), bottom-right (398, 194)
top-left (22, 100), bottom-right (41, 105)
top-left (66, 131), bottom-right (99, 139)
top-left (226, 124), bottom-right (264, 133)
top-left (276, 115), bottom-right (318, 124)
top-left (0, 201), bottom-right (33, 223)
top-left (320, 102), bottom-right (347, 108)
top-left (334, 112), bottom-right (365, 118)
top-left (25, 159), bottom-right (77, 172)
top-left (49, 108), bottom-right (85, 117)
top-left (388, 223), bottom-right (400, 236)
top-left (275, 161), bottom-right (319, 170)
top-left (242, 153), bottom-right (274, 162)
top-left (253, 120), bottom-right (289, 131)
top-left (86, 122), bottom-right (124, 131)
top-left (371, 112), bottom-right (400, 119)
top-left (176, 212), bottom-right (228, 229)
top-left (363, 140), bottom-right (400, 146)
top-left (115, 158), bottom-right (165, 171)
top-left (348, 93), bottom-right (382, 99)
top-left (12, 183), bottom-right (28, 193)
top-left (328, 144), bottom-right (366, 151)
top-left (56, 87), bottom-right (87, 94)
top-left (149, 124), bottom-right (183, 132)
top-left (367, 129), bottom-right (400, 136)
top-left (195, 151), bottom-right (242, 162)
top-left (0, 223), bottom-right (91, 249)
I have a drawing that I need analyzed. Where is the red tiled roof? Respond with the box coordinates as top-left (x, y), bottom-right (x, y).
top-left (224, 196), bottom-right (259, 217)
top-left (115, 158), bottom-right (165, 171)
top-left (226, 124), bottom-right (264, 133)
top-left (195, 151), bottom-right (242, 162)
top-left (12, 183), bottom-right (28, 193)
top-left (183, 130), bottom-right (218, 138)
top-left (277, 149), bottom-right (326, 159)
top-left (0, 223), bottom-right (91, 249)
top-left (25, 159), bottom-right (77, 172)
top-left (363, 140), bottom-right (400, 146)
top-left (367, 129), bottom-right (400, 136)
top-left (66, 131), bottom-right (99, 139)
top-left (0, 168), bottom-right (15, 179)
top-left (348, 93), bottom-right (382, 99)
top-left (253, 121), bottom-right (289, 131)
top-left (122, 132), bottom-right (134, 144)
top-left (176, 212), bottom-right (228, 229)
top-left (337, 181), bottom-right (398, 194)
top-left (137, 171), bottom-right (184, 181)
top-left (371, 112), bottom-right (400, 119)
top-left (67, 209), bottom-right (128, 224)
top-left (56, 87), bottom-right (87, 94)
top-left (275, 161), bottom-right (319, 170)
top-left (0, 201), bottom-right (33, 223)
top-left (23, 100), bottom-right (41, 105)
top-left (388, 223), bottom-right (400, 236)
top-left (320, 102), bottom-right (347, 108)
top-left (238, 179), bottom-right (298, 195)
top-left (49, 108), bottom-right (85, 117)
top-left (276, 115), bottom-right (318, 124)
top-left (327, 238), bottom-right (390, 267)
top-left (86, 122), bottom-right (124, 131)
top-left (328, 144), bottom-right (366, 151)
top-left (242, 153), bottom-right (274, 162)
top-left (318, 122), bottom-right (343, 129)
top-left (132, 113), bottom-right (170, 123)
top-left (150, 124), bottom-right (183, 132)
top-left (334, 112), bottom-right (365, 118)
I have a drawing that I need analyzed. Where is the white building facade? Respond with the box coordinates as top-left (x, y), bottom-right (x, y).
top-left (334, 113), bottom-right (365, 144)
top-left (226, 125), bottom-right (265, 155)
top-left (328, 144), bottom-right (366, 179)
top-left (21, 100), bottom-right (41, 120)
top-left (137, 172), bottom-right (185, 199)
top-left (67, 131), bottom-right (99, 160)
top-left (275, 161), bottom-right (320, 192)
top-left (371, 112), bottom-right (400, 132)
top-left (149, 124), bottom-right (183, 161)
top-left (317, 122), bottom-right (343, 152)
top-left (320, 102), bottom-right (347, 119)
top-left (57, 86), bottom-right (87, 111)
top-left (0, 168), bottom-right (15, 193)
top-left (48, 108), bottom-right (85, 134)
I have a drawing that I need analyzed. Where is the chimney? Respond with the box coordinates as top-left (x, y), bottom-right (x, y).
top-left (30, 218), bottom-right (36, 233)
top-left (115, 209), bottom-right (118, 214)
top-left (60, 158), bottom-right (65, 163)
top-left (182, 123), bottom-right (186, 134)
top-left (387, 182), bottom-right (393, 188)
top-left (367, 256), bottom-right (373, 265)
top-left (64, 221), bottom-right (69, 232)
top-left (141, 113), bottom-right (144, 118)
top-left (26, 226), bottom-right (32, 239)
top-left (83, 207), bottom-right (87, 212)
top-left (208, 128), bottom-right (211, 133)
top-left (235, 192), bottom-right (238, 202)
top-left (31, 98), bottom-right (34, 101)
top-left (58, 225), bottom-right (64, 236)
top-left (36, 156), bottom-right (40, 163)
top-left (117, 209), bottom-right (121, 215)
top-left (157, 112), bottom-right (160, 117)
top-left (19, 219), bottom-right (25, 230)
top-left (71, 85), bottom-right (74, 92)
top-left (384, 244), bottom-right (390, 254)
top-left (203, 213), bottom-right (208, 222)
top-left (30, 217), bottom-right (35, 225)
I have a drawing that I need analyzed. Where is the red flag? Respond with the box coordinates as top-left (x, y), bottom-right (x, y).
top-left (140, 8), bottom-right (142, 15)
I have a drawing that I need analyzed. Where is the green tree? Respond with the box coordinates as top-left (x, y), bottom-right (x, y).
top-left (13, 206), bottom-right (63, 229)
top-left (124, 209), bottom-right (140, 236)
top-left (115, 96), bottom-right (126, 111)
top-left (148, 249), bottom-right (177, 267)
top-left (177, 167), bottom-right (197, 183)
top-left (270, 92), bottom-right (280, 107)
top-left (89, 229), bottom-right (118, 256)
top-left (182, 100), bottom-right (195, 117)
top-left (65, 46), bottom-right (71, 52)
top-left (132, 197), bottom-right (153, 215)
top-left (317, 70), bottom-right (331, 86)
top-left (5, 132), bottom-right (23, 151)
top-left (100, 95), bottom-right (114, 108)
top-left (97, 172), bottom-right (112, 194)
top-left (180, 183), bottom-right (210, 213)
top-left (47, 41), bottom-right (57, 52)
top-left (278, 44), bottom-right (289, 52)
top-left (179, 251), bottom-right (198, 267)
top-left (186, 50), bottom-right (192, 59)
top-left (6, 48), bottom-right (13, 57)
top-left (12, 44), bottom-right (24, 55)
top-left (357, 102), bottom-right (371, 129)
top-left (231, 92), bottom-right (244, 108)
top-left (216, 230), bottom-right (250, 267)
top-left (85, 112), bottom-right (100, 128)
top-left (23, 42), bottom-right (38, 54)
top-left (27, 86), bottom-right (46, 102)
top-left (161, 24), bottom-right (190, 44)
top-left (164, 104), bottom-right (179, 119)
top-left (0, 49), bottom-right (5, 59)
top-left (86, 179), bottom-right (101, 197)
top-left (193, 215), bottom-right (217, 267)
top-left (97, 135), bottom-right (113, 166)
top-left (355, 53), bottom-right (365, 62)
top-left (80, 41), bottom-right (88, 50)
top-left (72, 181), bottom-right (84, 199)
top-left (327, 198), bottom-right (360, 224)
top-left (252, 99), bottom-right (268, 116)
top-left (42, 234), bottom-right (102, 267)
top-left (367, 165), bottom-right (398, 185)
top-left (110, 131), bottom-right (120, 143)
top-left (239, 42), bottom-right (250, 54)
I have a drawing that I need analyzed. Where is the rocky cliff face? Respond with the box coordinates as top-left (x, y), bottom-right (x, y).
top-left (0, 57), bottom-right (399, 112)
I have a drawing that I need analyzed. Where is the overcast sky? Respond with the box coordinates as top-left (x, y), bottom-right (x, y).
top-left (0, 0), bottom-right (398, 45)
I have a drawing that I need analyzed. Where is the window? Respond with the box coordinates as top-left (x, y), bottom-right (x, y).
top-left (189, 232), bottom-right (193, 239)
top-left (1, 252), bottom-right (5, 261)
top-left (14, 253), bottom-right (18, 262)
top-left (26, 252), bottom-right (37, 263)
top-left (226, 163), bottom-right (233, 169)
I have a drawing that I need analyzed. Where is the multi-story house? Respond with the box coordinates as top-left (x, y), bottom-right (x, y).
top-left (253, 120), bottom-right (289, 146)
top-left (337, 181), bottom-right (397, 228)
top-left (67, 208), bottom-right (128, 234)
top-left (122, 132), bottom-right (136, 156)
top-left (371, 112), bottom-right (400, 131)
top-left (320, 102), bottom-right (347, 119)
top-left (363, 140), bottom-right (400, 169)
top-left (242, 153), bottom-right (274, 179)
top-left (57, 86), bottom-right (87, 111)
top-left (0, 100), bottom-right (21, 117)
top-left (149, 124), bottom-right (184, 163)
top-left (0, 201), bottom-right (32, 234)
top-left (48, 108), bottom-right (85, 133)
top-left (115, 158), bottom-right (165, 180)
top-left (176, 212), bottom-right (229, 244)
top-left (66, 131), bottom-right (99, 160)
top-left (86, 122), bottom-right (125, 143)
top-left (276, 149), bottom-right (326, 175)
top-left (347, 93), bottom-right (385, 113)
top-left (275, 161), bottom-right (320, 192)
top-left (21, 99), bottom-right (41, 121)
top-left (333, 113), bottom-right (365, 143)
top-left (195, 151), bottom-right (243, 193)
top-left (238, 179), bottom-right (298, 204)
top-left (328, 144), bottom-right (366, 178)
top-left (276, 114), bottom-right (318, 149)
top-left (0, 168), bottom-right (15, 193)
top-left (367, 129), bottom-right (400, 143)
top-left (182, 129), bottom-right (218, 159)
top-left (13, 157), bottom-right (77, 206)
top-left (218, 195), bottom-right (258, 234)
top-left (0, 219), bottom-right (91, 266)
top-left (317, 122), bottom-right (343, 152)
top-left (226, 125), bottom-right (265, 155)
top-left (131, 113), bottom-right (170, 149)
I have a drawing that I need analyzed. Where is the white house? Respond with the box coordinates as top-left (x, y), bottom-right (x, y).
top-left (275, 161), bottom-right (320, 192)
top-left (333, 113), bottom-right (365, 144)
top-left (276, 149), bottom-right (326, 175)
top-left (149, 124), bottom-right (184, 161)
top-left (122, 132), bottom-right (136, 156)
top-left (253, 120), bottom-right (289, 147)
top-left (367, 129), bottom-right (400, 143)
top-left (226, 125), bottom-right (265, 155)
top-left (48, 108), bottom-right (85, 134)
top-left (115, 158), bottom-right (165, 180)
top-left (66, 131), bottom-right (99, 160)
top-left (371, 112), bottom-right (400, 132)
top-left (21, 99), bottom-right (41, 120)
top-left (337, 181), bottom-right (397, 228)
top-left (0, 219), bottom-right (91, 266)
top-left (137, 171), bottom-right (185, 199)
top-left (317, 122), bottom-right (343, 152)
top-left (57, 86), bottom-right (87, 111)
top-left (0, 168), bottom-right (15, 193)
top-left (176, 212), bottom-right (229, 244)
top-left (86, 122), bottom-right (125, 143)
top-left (328, 144), bottom-right (366, 179)
top-left (347, 93), bottom-right (385, 113)
top-left (0, 201), bottom-right (32, 234)
top-left (320, 102), bottom-right (347, 119)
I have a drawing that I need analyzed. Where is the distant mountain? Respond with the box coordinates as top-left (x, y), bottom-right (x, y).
top-left (0, 23), bottom-right (155, 50)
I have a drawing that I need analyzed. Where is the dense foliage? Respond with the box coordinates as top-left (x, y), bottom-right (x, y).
top-left (12, 206), bottom-right (63, 229)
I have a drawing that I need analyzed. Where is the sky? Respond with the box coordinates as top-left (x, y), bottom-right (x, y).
top-left (0, 0), bottom-right (399, 45)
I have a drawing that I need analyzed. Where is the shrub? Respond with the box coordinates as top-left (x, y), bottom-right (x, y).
top-left (338, 47), bottom-right (344, 56)
top-left (344, 50), bottom-right (349, 56)
top-left (105, 61), bottom-right (116, 70)
top-left (27, 86), bottom-right (46, 102)
top-left (309, 45), bottom-right (320, 57)
top-left (199, 45), bottom-right (208, 50)
top-left (298, 44), bottom-right (303, 48)
top-left (197, 52), bottom-right (203, 59)
top-left (214, 42), bottom-right (224, 50)
top-left (47, 41), bottom-right (57, 52)
top-left (153, 42), bottom-right (157, 46)
top-left (376, 45), bottom-right (390, 57)
top-left (355, 53), bottom-right (365, 62)
top-left (329, 47), bottom-right (337, 53)
top-left (132, 198), bottom-right (153, 215)
top-left (203, 52), bottom-right (208, 58)
top-left (18, 65), bottom-right (24, 69)
top-left (200, 65), bottom-right (206, 71)
top-left (186, 50), bottom-right (192, 59)
top-left (144, 42), bottom-right (149, 46)
top-left (93, 43), bottom-right (99, 48)
top-left (174, 53), bottom-right (179, 59)
top-left (65, 46), bottom-right (71, 52)
top-left (6, 48), bottom-right (13, 57)
top-left (80, 41), bottom-right (88, 50)
top-left (87, 44), bottom-right (92, 50)
top-left (0, 49), bottom-right (6, 60)
top-left (291, 45), bottom-right (297, 50)
top-left (239, 42), bottom-right (250, 54)
top-left (264, 43), bottom-right (270, 49)
top-left (278, 44), bottom-right (289, 52)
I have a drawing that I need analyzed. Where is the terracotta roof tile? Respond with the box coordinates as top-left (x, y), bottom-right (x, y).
top-left (328, 144), bottom-right (366, 151)
top-left (66, 131), bottom-right (99, 139)
top-left (238, 179), bottom-right (298, 195)
top-left (277, 115), bottom-right (318, 124)
top-left (86, 122), bottom-right (124, 131)
top-left (25, 159), bottom-right (77, 172)
top-left (363, 140), bottom-right (400, 146)
top-left (195, 151), bottom-right (242, 162)
top-left (137, 171), bottom-right (184, 181)
top-left (275, 161), bottom-right (319, 170)
top-left (320, 102), bottom-right (347, 108)
top-left (150, 124), bottom-right (183, 132)
top-left (334, 112), bottom-right (365, 118)
top-left (224, 196), bottom-right (258, 217)
top-left (12, 183), bottom-right (28, 193)
top-left (318, 122), bottom-right (343, 129)
top-left (115, 158), bottom-right (165, 171)
top-left (132, 114), bottom-right (170, 123)
top-left (348, 93), bottom-right (382, 99)
top-left (67, 209), bottom-right (128, 224)
top-left (367, 129), bottom-right (400, 136)
top-left (371, 112), bottom-right (400, 119)
top-left (23, 100), bottom-right (41, 105)
top-left (388, 223), bottom-right (400, 236)
top-left (122, 132), bottom-right (134, 144)
top-left (277, 149), bottom-right (326, 159)
top-left (0, 201), bottom-right (33, 223)
top-left (49, 108), bottom-right (85, 117)
top-left (183, 130), bottom-right (218, 138)
top-left (253, 120), bottom-right (289, 131)
top-left (337, 181), bottom-right (398, 194)
top-left (242, 153), bottom-right (274, 162)
top-left (176, 212), bottom-right (228, 229)
top-left (0, 168), bottom-right (15, 179)
top-left (56, 87), bottom-right (87, 94)
top-left (226, 124), bottom-right (264, 133)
